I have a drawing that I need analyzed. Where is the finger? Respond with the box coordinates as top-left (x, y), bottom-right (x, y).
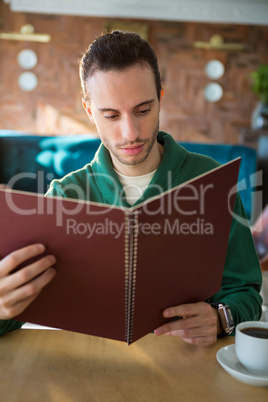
top-left (175, 312), bottom-right (217, 331)
top-left (154, 319), bottom-right (195, 336)
top-left (1, 254), bottom-right (56, 294)
top-left (155, 322), bottom-right (184, 336)
top-left (0, 267), bottom-right (56, 319)
top-left (156, 325), bottom-right (217, 346)
top-left (0, 292), bottom-right (41, 319)
top-left (0, 244), bottom-right (46, 277)
top-left (163, 302), bottom-right (211, 319)
top-left (181, 335), bottom-right (217, 346)
top-left (160, 327), bottom-right (217, 346)
top-left (172, 322), bottom-right (216, 338)
top-left (155, 309), bottom-right (217, 336)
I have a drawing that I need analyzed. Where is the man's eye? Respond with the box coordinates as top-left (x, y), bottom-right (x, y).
top-left (137, 108), bottom-right (150, 115)
top-left (105, 114), bottom-right (118, 120)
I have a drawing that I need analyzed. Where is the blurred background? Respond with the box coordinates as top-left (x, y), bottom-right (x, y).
top-left (0, 0), bottom-right (267, 143)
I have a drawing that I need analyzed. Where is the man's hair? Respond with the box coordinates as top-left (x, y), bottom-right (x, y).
top-left (79, 30), bottom-right (162, 103)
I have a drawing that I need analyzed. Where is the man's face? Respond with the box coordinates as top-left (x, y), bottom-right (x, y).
top-left (83, 64), bottom-right (163, 176)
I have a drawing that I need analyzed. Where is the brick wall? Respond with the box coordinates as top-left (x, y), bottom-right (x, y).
top-left (0, 2), bottom-right (267, 142)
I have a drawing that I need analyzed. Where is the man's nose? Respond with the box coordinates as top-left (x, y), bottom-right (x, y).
top-left (121, 116), bottom-right (139, 142)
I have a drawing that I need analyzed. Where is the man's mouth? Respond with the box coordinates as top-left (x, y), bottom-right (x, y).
top-left (121, 144), bottom-right (144, 156)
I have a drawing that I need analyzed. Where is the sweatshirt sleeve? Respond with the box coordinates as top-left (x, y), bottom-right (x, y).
top-left (0, 319), bottom-right (24, 336)
top-left (211, 193), bottom-right (263, 330)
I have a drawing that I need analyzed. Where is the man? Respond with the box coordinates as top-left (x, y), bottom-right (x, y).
top-left (0, 31), bottom-right (263, 345)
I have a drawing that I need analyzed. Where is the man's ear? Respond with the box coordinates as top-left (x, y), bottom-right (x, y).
top-left (82, 100), bottom-right (94, 124)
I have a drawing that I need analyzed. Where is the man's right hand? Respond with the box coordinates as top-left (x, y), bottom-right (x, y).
top-left (0, 244), bottom-right (56, 320)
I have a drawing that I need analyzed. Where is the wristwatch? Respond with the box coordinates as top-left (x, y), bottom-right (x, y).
top-left (210, 302), bottom-right (235, 336)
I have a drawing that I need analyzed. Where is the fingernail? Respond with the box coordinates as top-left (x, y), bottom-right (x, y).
top-left (48, 255), bottom-right (56, 264)
top-left (163, 309), bottom-right (170, 317)
top-left (37, 244), bottom-right (45, 252)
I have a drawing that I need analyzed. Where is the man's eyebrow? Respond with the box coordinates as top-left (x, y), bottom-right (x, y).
top-left (98, 99), bottom-right (155, 112)
top-left (135, 99), bottom-right (155, 108)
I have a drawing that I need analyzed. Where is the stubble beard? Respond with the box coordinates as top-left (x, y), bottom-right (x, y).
top-left (102, 122), bottom-right (159, 167)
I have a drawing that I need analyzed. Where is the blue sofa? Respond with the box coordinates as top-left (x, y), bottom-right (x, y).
top-left (0, 131), bottom-right (257, 222)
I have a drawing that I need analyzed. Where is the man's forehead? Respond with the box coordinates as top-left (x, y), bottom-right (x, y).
top-left (87, 65), bottom-right (157, 109)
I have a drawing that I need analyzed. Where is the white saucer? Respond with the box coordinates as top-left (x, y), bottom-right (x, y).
top-left (216, 344), bottom-right (268, 387)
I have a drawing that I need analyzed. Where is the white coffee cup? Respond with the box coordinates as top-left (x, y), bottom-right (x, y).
top-left (235, 321), bottom-right (268, 376)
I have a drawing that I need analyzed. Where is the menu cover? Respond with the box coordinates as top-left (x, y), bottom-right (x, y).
top-left (0, 158), bottom-right (240, 344)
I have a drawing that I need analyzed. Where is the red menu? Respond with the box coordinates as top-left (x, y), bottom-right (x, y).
top-left (0, 158), bottom-right (240, 344)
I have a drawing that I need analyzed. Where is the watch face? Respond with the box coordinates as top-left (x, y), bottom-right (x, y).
top-left (225, 307), bottom-right (234, 326)
top-left (219, 304), bottom-right (234, 334)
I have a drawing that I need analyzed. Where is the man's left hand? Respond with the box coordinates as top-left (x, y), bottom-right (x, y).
top-left (154, 302), bottom-right (221, 346)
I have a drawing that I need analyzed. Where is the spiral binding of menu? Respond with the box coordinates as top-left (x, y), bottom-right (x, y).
top-left (124, 211), bottom-right (139, 345)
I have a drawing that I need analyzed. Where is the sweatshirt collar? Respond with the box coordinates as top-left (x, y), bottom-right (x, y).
top-left (90, 131), bottom-right (188, 208)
